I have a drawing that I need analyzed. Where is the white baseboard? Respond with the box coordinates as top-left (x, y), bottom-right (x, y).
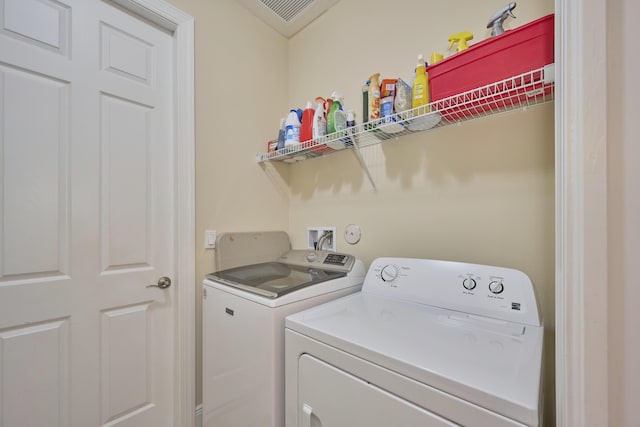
top-left (195, 404), bottom-right (202, 427)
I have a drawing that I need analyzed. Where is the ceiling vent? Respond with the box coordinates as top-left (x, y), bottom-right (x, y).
top-left (261, 0), bottom-right (314, 22)
top-left (237, 0), bottom-right (340, 38)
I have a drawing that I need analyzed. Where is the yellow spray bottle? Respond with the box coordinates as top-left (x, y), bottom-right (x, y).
top-left (412, 54), bottom-right (429, 112)
top-left (448, 31), bottom-right (474, 52)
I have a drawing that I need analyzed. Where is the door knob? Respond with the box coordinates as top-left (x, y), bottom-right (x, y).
top-left (147, 276), bottom-right (171, 289)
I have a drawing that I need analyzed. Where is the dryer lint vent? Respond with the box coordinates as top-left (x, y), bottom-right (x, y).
top-left (260, 0), bottom-right (315, 22)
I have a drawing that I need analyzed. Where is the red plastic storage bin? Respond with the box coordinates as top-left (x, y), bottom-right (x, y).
top-left (428, 14), bottom-right (554, 120)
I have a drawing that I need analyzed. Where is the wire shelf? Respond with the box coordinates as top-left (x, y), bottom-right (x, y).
top-left (256, 64), bottom-right (555, 164)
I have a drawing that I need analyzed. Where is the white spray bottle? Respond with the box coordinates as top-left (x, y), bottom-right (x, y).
top-left (312, 98), bottom-right (327, 140)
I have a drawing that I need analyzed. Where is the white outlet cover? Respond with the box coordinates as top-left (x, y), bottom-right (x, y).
top-left (344, 224), bottom-right (361, 244)
top-left (205, 230), bottom-right (216, 249)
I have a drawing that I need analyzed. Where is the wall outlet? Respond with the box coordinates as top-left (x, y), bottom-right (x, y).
top-left (307, 227), bottom-right (336, 251)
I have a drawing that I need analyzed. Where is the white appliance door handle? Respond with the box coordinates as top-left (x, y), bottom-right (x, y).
top-left (302, 403), bottom-right (313, 427)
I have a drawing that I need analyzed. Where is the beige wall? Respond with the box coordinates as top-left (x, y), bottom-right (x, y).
top-left (167, 0), bottom-right (556, 421)
top-left (285, 0), bottom-right (555, 424)
top-left (607, 0), bottom-right (640, 424)
top-left (166, 0), bottom-right (290, 405)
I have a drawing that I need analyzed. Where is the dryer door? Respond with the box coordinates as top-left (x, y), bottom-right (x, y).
top-left (297, 354), bottom-right (458, 427)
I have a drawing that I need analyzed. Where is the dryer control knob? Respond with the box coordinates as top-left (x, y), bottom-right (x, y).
top-left (489, 281), bottom-right (504, 294)
top-left (463, 278), bottom-right (477, 290)
top-left (306, 252), bottom-right (319, 262)
top-left (380, 265), bottom-right (399, 282)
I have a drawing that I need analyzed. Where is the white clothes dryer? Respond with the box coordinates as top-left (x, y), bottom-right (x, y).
top-left (203, 250), bottom-right (366, 427)
top-left (285, 257), bottom-right (544, 427)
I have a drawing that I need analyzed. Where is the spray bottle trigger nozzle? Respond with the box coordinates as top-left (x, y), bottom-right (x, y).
top-left (487, 2), bottom-right (517, 37)
top-left (447, 31), bottom-right (474, 52)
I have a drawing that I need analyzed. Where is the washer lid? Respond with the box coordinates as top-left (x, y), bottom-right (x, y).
top-left (285, 292), bottom-right (544, 426)
top-left (206, 261), bottom-right (346, 299)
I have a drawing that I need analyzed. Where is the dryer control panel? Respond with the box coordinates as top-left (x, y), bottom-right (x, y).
top-left (363, 258), bottom-right (541, 326)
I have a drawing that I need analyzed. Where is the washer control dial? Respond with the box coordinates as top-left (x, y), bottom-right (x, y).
top-left (380, 265), bottom-right (399, 282)
top-left (489, 280), bottom-right (504, 294)
top-left (306, 252), bottom-right (319, 262)
top-left (462, 278), bottom-right (477, 290)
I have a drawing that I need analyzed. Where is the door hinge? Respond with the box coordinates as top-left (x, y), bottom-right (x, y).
top-left (203, 287), bottom-right (207, 299)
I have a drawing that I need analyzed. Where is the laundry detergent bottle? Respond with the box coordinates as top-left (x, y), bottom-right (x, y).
top-left (300, 101), bottom-right (315, 144)
top-left (412, 54), bottom-right (429, 112)
top-left (284, 109), bottom-right (301, 147)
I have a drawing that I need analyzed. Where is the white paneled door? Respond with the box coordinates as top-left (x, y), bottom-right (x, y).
top-left (0, 0), bottom-right (177, 426)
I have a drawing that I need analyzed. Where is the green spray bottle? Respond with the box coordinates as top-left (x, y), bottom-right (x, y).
top-left (326, 92), bottom-right (346, 135)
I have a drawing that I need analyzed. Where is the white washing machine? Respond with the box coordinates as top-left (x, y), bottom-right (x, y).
top-left (285, 257), bottom-right (544, 427)
top-left (203, 249), bottom-right (366, 427)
